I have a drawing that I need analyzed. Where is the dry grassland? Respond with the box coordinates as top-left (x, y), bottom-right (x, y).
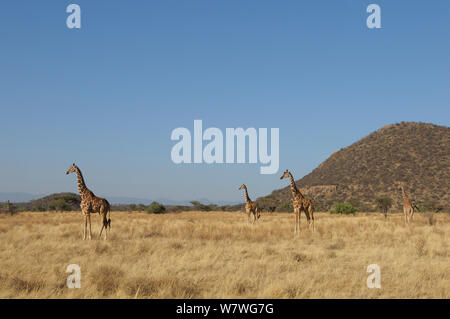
top-left (0, 211), bottom-right (448, 298)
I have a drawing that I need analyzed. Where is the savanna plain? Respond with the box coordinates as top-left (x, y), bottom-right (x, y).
top-left (0, 211), bottom-right (448, 298)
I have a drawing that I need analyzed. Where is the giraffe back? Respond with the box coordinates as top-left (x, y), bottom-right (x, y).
top-left (81, 193), bottom-right (110, 215)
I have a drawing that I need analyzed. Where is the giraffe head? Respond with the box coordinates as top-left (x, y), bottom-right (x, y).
top-left (280, 169), bottom-right (290, 180)
top-left (395, 181), bottom-right (405, 190)
top-left (238, 184), bottom-right (247, 190)
top-left (66, 163), bottom-right (77, 175)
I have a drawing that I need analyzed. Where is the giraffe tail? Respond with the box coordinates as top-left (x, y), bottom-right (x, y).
top-left (103, 204), bottom-right (111, 230)
top-left (106, 208), bottom-right (111, 230)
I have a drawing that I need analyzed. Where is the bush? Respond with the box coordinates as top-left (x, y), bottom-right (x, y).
top-left (330, 202), bottom-right (356, 215)
top-left (32, 205), bottom-right (46, 212)
top-left (146, 202), bottom-right (166, 214)
top-left (49, 198), bottom-right (71, 212)
top-left (166, 205), bottom-right (188, 213)
top-left (2, 201), bottom-right (17, 215)
top-left (375, 197), bottom-right (392, 218)
top-left (61, 194), bottom-right (80, 203)
top-left (189, 201), bottom-right (217, 212)
top-left (416, 200), bottom-right (438, 212)
top-left (137, 204), bottom-right (146, 211)
top-left (277, 202), bottom-right (293, 213)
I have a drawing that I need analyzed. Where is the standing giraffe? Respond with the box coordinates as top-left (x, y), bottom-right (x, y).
top-left (280, 169), bottom-right (314, 234)
top-left (66, 163), bottom-right (111, 240)
top-left (238, 184), bottom-right (260, 224)
top-left (399, 184), bottom-right (415, 224)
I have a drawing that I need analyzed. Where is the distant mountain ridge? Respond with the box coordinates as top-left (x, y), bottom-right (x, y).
top-left (106, 196), bottom-right (238, 206)
top-left (256, 122), bottom-right (449, 212)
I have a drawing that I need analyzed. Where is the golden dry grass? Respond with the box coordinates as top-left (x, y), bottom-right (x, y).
top-left (0, 210), bottom-right (448, 298)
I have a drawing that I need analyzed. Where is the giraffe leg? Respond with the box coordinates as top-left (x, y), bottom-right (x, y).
top-left (308, 207), bottom-right (315, 232)
top-left (293, 211), bottom-right (297, 235)
top-left (294, 210), bottom-right (299, 235)
top-left (99, 210), bottom-right (106, 238)
top-left (303, 210), bottom-right (309, 231)
top-left (305, 214), bottom-right (311, 232)
top-left (88, 214), bottom-right (92, 240)
top-left (99, 224), bottom-right (104, 238)
top-left (99, 219), bottom-right (108, 239)
top-left (99, 216), bottom-right (105, 237)
top-left (102, 222), bottom-right (107, 240)
top-left (104, 214), bottom-right (108, 240)
top-left (83, 214), bottom-right (87, 240)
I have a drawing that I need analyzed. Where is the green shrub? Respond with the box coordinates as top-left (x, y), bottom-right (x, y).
top-left (375, 196), bottom-right (393, 218)
top-left (146, 202), bottom-right (166, 214)
top-left (277, 202), bottom-right (293, 213)
top-left (137, 204), bottom-right (146, 211)
top-left (49, 198), bottom-right (71, 211)
top-left (330, 202), bottom-right (356, 215)
top-left (167, 205), bottom-right (188, 213)
top-left (32, 205), bottom-right (46, 212)
top-left (61, 194), bottom-right (80, 202)
top-left (189, 201), bottom-right (217, 211)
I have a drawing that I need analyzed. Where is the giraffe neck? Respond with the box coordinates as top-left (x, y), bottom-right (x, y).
top-left (243, 187), bottom-right (251, 203)
top-left (401, 187), bottom-right (408, 200)
top-left (289, 173), bottom-right (303, 198)
top-left (75, 167), bottom-right (89, 198)
top-left (401, 187), bottom-right (411, 204)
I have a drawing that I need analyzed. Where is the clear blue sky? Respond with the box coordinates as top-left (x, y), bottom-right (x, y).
top-left (0, 1), bottom-right (449, 203)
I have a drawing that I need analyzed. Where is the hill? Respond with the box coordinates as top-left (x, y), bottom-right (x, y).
top-left (257, 122), bottom-right (449, 212)
top-left (3, 193), bottom-right (82, 212)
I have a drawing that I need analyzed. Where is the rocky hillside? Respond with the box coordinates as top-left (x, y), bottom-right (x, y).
top-left (257, 122), bottom-right (449, 212)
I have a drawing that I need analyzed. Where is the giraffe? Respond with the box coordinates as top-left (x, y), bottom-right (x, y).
top-left (399, 184), bottom-right (415, 224)
top-left (66, 163), bottom-right (111, 240)
top-left (280, 169), bottom-right (314, 234)
top-left (238, 184), bottom-right (260, 224)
